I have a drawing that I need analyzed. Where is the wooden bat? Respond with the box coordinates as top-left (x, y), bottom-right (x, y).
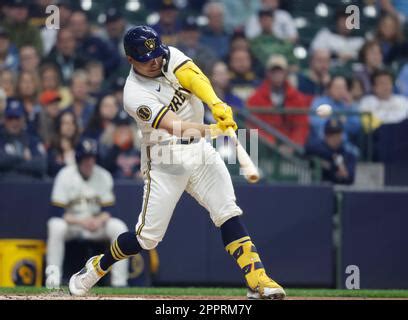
top-left (228, 129), bottom-right (260, 183)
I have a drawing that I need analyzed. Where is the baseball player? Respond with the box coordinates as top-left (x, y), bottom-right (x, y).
top-left (69, 26), bottom-right (285, 299)
top-left (46, 138), bottom-right (128, 288)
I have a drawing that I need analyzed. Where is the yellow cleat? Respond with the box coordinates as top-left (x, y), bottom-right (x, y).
top-left (246, 270), bottom-right (286, 300)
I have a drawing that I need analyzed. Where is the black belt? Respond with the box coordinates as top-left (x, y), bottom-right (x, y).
top-left (157, 137), bottom-right (201, 146)
top-left (179, 137), bottom-right (199, 145)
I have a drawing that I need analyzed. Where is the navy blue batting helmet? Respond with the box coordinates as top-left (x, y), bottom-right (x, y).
top-left (75, 138), bottom-right (98, 163)
top-left (123, 25), bottom-right (168, 62)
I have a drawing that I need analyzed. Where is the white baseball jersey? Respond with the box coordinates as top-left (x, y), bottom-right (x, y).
top-left (51, 164), bottom-right (115, 219)
top-left (122, 46), bottom-right (242, 250)
top-left (124, 46), bottom-right (204, 145)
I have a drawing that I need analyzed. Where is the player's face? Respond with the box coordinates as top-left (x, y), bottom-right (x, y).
top-left (129, 56), bottom-right (163, 78)
top-left (78, 156), bottom-right (96, 179)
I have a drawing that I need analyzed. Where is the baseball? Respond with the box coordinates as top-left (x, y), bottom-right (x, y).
top-left (316, 104), bottom-right (333, 118)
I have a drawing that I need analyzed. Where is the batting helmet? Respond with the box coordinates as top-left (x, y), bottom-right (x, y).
top-left (75, 138), bottom-right (98, 164)
top-left (123, 25), bottom-right (168, 62)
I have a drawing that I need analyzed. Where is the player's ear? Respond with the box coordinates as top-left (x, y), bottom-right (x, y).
top-left (126, 56), bottom-right (134, 64)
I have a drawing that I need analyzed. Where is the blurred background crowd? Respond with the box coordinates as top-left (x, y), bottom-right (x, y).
top-left (1, 0), bottom-right (408, 186)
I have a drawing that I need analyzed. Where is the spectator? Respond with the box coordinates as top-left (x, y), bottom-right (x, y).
top-left (396, 63), bottom-right (408, 97)
top-left (19, 45), bottom-right (40, 73)
top-left (247, 55), bottom-right (312, 150)
top-left (0, 69), bottom-right (17, 98)
top-left (380, 0), bottom-right (408, 24)
top-left (205, 61), bottom-right (244, 123)
top-left (68, 10), bottom-right (120, 76)
top-left (219, 0), bottom-right (260, 32)
top-left (0, 0), bottom-right (43, 55)
top-left (0, 88), bottom-right (6, 122)
top-left (47, 110), bottom-right (79, 177)
top-left (41, 0), bottom-right (73, 56)
top-left (0, 27), bottom-right (19, 72)
top-left (374, 13), bottom-right (405, 64)
top-left (66, 70), bottom-right (95, 131)
top-left (85, 60), bottom-right (105, 100)
top-left (200, 2), bottom-right (231, 60)
top-left (84, 94), bottom-right (119, 141)
top-left (249, 8), bottom-right (296, 69)
top-left (0, 98), bottom-right (46, 181)
top-left (305, 118), bottom-right (357, 185)
top-left (229, 30), bottom-right (250, 52)
top-left (101, 8), bottom-right (132, 59)
top-left (311, 7), bottom-right (365, 65)
top-left (37, 90), bottom-right (61, 147)
top-left (246, 0), bottom-right (298, 43)
top-left (176, 17), bottom-right (217, 74)
top-left (45, 28), bottom-right (86, 85)
top-left (16, 70), bottom-right (41, 136)
top-left (39, 62), bottom-right (72, 109)
top-left (100, 110), bottom-right (142, 180)
top-left (349, 77), bottom-right (365, 107)
top-left (310, 76), bottom-right (361, 145)
top-left (359, 70), bottom-right (408, 132)
top-left (151, 0), bottom-right (181, 46)
top-left (46, 138), bottom-right (128, 288)
top-left (296, 49), bottom-right (331, 97)
top-left (110, 76), bottom-right (126, 109)
top-left (353, 40), bottom-right (384, 94)
top-left (228, 48), bottom-right (260, 101)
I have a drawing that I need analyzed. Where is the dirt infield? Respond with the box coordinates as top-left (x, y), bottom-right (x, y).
top-left (1, 294), bottom-right (407, 300)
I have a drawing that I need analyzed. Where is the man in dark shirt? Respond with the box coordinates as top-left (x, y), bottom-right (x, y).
top-left (0, 98), bottom-right (47, 181)
top-left (305, 118), bottom-right (357, 185)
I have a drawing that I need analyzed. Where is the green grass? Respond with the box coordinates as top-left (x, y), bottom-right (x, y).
top-left (1, 286), bottom-right (408, 298)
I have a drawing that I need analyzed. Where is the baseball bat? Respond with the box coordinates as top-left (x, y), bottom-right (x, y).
top-left (227, 128), bottom-right (260, 183)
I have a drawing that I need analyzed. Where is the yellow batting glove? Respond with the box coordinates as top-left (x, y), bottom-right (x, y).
top-left (211, 102), bottom-right (234, 122)
top-left (209, 120), bottom-right (237, 139)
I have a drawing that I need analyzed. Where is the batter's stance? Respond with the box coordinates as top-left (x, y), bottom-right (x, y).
top-left (69, 26), bottom-right (285, 300)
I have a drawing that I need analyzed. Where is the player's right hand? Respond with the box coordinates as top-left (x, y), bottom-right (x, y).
top-left (211, 102), bottom-right (234, 123)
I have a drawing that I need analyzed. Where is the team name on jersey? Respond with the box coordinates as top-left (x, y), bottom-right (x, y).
top-left (168, 89), bottom-right (188, 112)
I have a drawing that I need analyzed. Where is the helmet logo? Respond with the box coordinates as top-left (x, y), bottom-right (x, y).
top-left (144, 38), bottom-right (156, 51)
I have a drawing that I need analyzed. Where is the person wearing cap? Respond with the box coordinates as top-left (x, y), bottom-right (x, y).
top-left (247, 54), bottom-right (312, 150)
top-left (99, 110), bottom-right (142, 180)
top-left (0, 0), bottom-right (43, 55)
top-left (46, 137), bottom-right (129, 288)
top-left (37, 90), bottom-right (61, 147)
top-left (249, 8), bottom-right (296, 69)
top-left (305, 118), bottom-right (357, 185)
top-left (0, 27), bottom-right (19, 72)
top-left (0, 98), bottom-right (46, 181)
top-left (176, 17), bottom-right (217, 75)
top-left (150, 0), bottom-right (181, 46)
top-left (101, 8), bottom-right (134, 59)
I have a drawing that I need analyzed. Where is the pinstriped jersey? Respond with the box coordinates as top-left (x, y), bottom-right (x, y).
top-left (123, 46), bottom-right (204, 146)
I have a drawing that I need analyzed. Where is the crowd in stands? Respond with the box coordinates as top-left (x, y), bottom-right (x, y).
top-left (1, 0), bottom-right (408, 185)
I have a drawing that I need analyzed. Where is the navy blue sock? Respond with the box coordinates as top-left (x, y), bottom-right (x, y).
top-left (99, 232), bottom-right (142, 271)
top-left (220, 216), bottom-right (249, 247)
